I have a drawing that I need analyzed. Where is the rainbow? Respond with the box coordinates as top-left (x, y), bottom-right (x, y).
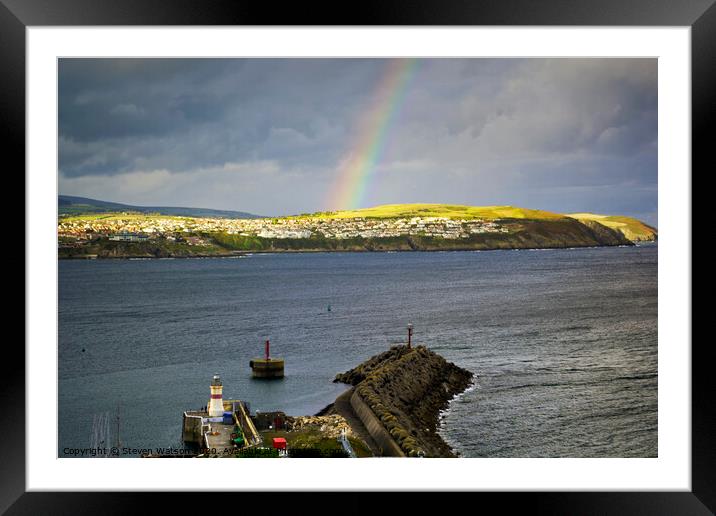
top-left (326, 58), bottom-right (418, 211)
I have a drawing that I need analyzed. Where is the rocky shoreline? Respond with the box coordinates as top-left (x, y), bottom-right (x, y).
top-left (58, 240), bottom-right (651, 260)
top-left (330, 345), bottom-right (473, 457)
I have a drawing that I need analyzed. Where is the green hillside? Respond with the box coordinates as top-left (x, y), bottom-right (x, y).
top-left (59, 195), bottom-right (262, 219)
top-left (300, 204), bottom-right (567, 221)
top-left (60, 213), bottom-right (189, 223)
top-left (567, 213), bottom-right (657, 242)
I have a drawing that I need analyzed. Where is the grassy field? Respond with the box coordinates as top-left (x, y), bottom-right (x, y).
top-left (568, 213), bottom-right (657, 241)
top-left (261, 429), bottom-right (372, 457)
top-left (297, 204), bottom-right (568, 220)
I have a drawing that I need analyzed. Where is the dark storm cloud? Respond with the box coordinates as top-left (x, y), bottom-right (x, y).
top-left (59, 58), bottom-right (657, 224)
top-left (59, 59), bottom-right (382, 175)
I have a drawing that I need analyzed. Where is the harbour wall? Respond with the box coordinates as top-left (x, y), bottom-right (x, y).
top-left (335, 345), bottom-right (473, 457)
top-left (349, 389), bottom-right (405, 457)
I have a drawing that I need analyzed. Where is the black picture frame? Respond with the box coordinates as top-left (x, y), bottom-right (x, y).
top-left (7, 0), bottom-right (706, 513)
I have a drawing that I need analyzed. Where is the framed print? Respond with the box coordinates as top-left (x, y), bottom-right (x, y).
top-left (7, 0), bottom-right (708, 513)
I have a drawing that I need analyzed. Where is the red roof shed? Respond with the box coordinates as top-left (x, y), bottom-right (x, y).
top-left (272, 437), bottom-right (287, 450)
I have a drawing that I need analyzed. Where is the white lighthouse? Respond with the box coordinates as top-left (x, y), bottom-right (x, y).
top-left (208, 374), bottom-right (224, 417)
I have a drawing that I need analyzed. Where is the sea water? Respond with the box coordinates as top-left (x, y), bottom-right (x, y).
top-left (58, 244), bottom-right (657, 457)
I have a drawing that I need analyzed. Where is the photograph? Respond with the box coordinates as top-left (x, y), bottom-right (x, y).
top-left (57, 57), bottom-right (658, 460)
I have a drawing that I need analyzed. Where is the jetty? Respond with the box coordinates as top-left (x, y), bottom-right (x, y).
top-left (329, 325), bottom-right (473, 457)
top-left (181, 374), bottom-right (262, 457)
top-left (178, 326), bottom-right (473, 458)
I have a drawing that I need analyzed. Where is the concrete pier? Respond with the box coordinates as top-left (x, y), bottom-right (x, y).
top-left (250, 339), bottom-right (284, 378)
top-left (250, 358), bottom-right (285, 378)
top-left (182, 398), bottom-right (261, 456)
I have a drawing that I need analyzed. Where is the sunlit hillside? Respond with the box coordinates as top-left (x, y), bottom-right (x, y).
top-left (301, 204), bottom-right (568, 221)
top-left (568, 213), bottom-right (657, 242)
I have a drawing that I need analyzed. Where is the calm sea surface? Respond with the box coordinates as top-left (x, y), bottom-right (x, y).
top-left (59, 244), bottom-right (657, 457)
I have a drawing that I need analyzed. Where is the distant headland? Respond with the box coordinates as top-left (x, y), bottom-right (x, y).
top-left (58, 199), bottom-right (657, 259)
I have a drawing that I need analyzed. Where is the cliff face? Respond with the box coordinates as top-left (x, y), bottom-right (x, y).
top-left (493, 218), bottom-right (633, 249)
top-left (210, 218), bottom-right (634, 253)
top-left (575, 219), bottom-right (634, 246)
top-left (335, 345), bottom-right (473, 457)
top-left (568, 213), bottom-right (658, 242)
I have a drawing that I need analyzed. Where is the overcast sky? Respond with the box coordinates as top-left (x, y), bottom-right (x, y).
top-left (59, 58), bottom-right (657, 225)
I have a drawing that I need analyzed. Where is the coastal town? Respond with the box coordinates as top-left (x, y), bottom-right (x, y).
top-left (56, 203), bottom-right (655, 258)
top-left (58, 213), bottom-right (510, 242)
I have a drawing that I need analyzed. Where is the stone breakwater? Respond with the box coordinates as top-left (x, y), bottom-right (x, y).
top-left (334, 345), bottom-right (473, 457)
